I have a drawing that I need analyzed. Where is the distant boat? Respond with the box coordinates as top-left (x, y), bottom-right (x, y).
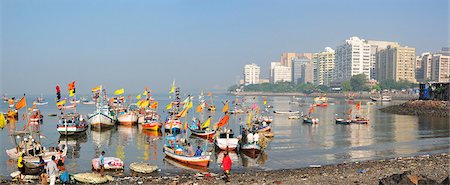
top-left (117, 108), bottom-right (138, 126)
top-left (370, 96), bottom-right (391, 102)
top-left (313, 96), bottom-right (328, 107)
top-left (34, 95), bottom-right (48, 106)
top-left (273, 110), bottom-right (299, 114)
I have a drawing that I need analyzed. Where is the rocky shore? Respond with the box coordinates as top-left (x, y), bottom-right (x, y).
top-left (3, 153), bottom-right (448, 184)
top-left (380, 100), bottom-right (450, 117)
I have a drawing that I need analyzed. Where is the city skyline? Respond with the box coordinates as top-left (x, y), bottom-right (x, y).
top-left (1, 0), bottom-right (448, 95)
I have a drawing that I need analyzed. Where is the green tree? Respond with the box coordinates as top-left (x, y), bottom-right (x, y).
top-left (372, 84), bottom-right (381, 91)
top-left (341, 80), bottom-right (352, 91)
top-left (350, 74), bottom-right (369, 91)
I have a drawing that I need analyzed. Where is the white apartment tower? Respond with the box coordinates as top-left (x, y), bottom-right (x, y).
top-left (335, 37), bottom-right (372, 82)
top-left (243, 63), bottom-right (260, 85)
top-left (271, 62), bottom-right (292, 83)
top-left (314, 47), bottom-right (335, 86)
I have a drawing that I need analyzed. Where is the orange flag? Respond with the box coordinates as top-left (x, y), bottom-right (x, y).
top-left (215, 114), bottom-right (230, 129)
top-left (207, 92), bottom-right (212, 96)
top-left (151, 102), bottom-right (158, 109)
top-left (356, 101), bottom-right (361, 110)
top-left (222, 101), bottom-right (229, 113)
top-left (15, 97), bottom-right (26, 110)
top-left (195, 104), bottom-right (203, 113)
top-left (308, 106), bottom-right (314, 114)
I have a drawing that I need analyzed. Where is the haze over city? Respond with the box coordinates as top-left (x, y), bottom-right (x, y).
top-left (1, 0), bottom-right (448, 95)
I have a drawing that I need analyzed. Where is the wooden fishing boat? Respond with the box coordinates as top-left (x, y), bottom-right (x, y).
top-left (273, 110), bottom-right (300, 114)
top-left (288, 115), bottom-right (301, 119)
top-left (164, 118), bottom-right (182, 133)
top-left (189, 127), bottom-right (216, 139)
top-left (258, 115), bottom-right (273, 123)
top-left (370, 96), bottom-right (391, 102)
top-left (215, 132), bottom-right (239, 151)
top-left (313, 96), bottom-right (328, 107)
top-left (302, 116), bottom-right (318, 124)
top-left (164, 135), bottom-right (210, 167)
top-left (142, 120), bottom-right (162, 131)
top-left (240, 143), bottom-right (261, 158)
top-left (352, 117), bottom-right (369, 124)
top-left (164, 156), bottom-right (208, 172)
top-left (335, 118), bottom-right (352, 125)
top-left (117, 110), bottom-right (138, 125)
top-left (88, 105), bottom-right (115, 129)
top-left (254, 124), bottom-right (271, 132)
top-left (91, 157), bottom-right (124, 170)
top-left (57, 113), bottom-right (89, 135)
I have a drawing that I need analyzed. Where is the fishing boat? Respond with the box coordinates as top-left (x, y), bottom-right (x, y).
top-left (165, 86), bottom-right (184, 134)
top-left (257, 115), bottom-right (273, 123)
top-left (370, 96), bottom-right (391, 102)
top-left (189, 117), bottom-right (215, 139)
top-left (82, 99), bottom-right (96, 105)
top-left (92, 157), bottom-right (124, 170)
top-left (313, 96), bottom-right (328, 107)
top-left (69, 99), bottom-right (80, 104)
top-left (2, 94), bottom-right (8, 103)
top-left (352, 117), bottom-right (369, 124)
top-left (163, 136), bottom-right (210, 167)
top-left (273, 110), bottom-right (300, 114)
top-left (240, 143), bottom-right (261, 158)
top-left (207, 92), bottom-right (216, 111)
top-left (33, 95), bottom-right (48, 106)
top-left (89, 105), bottom-right (115, 129)
top-left (6, 131), bottom-right (60, 164)
top-left (57, 113), bottom-right (89, 135)
top-left (288, 115), bottom-right (301, 119)
top-left (117, 109), bottom-right (138, 126)
top-left (335, 118), bottom-right (352, 124)
top-left (164, 156), bottom-right (208, 172)
top-left (215, 131), bottom-right (239, 151)
top-left (142, 120), bottom-right (162, 131)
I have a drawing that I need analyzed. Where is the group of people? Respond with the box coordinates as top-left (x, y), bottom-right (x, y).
top-left (242, 128), bottom-right (260, 145)
top-left (184, 143), bottom-right (203, 157)
top-left (17, 142), bottom-right (67, 185)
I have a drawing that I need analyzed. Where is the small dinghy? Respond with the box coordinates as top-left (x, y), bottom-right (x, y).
top-left (91, 157), bottom-right (124, 170)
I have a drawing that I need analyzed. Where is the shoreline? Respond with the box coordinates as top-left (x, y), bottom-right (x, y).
top-left (380, 100), bottom-right (450, 117)
top-left (3, 153), bottom-right (448, 184)
top-left (231, 91), bottom-right (419, 100)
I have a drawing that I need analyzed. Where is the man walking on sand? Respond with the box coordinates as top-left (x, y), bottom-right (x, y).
top-left (222, 152), bottom-right (232, 182)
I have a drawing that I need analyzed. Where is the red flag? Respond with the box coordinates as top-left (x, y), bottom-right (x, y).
top-left (215, 114), bottom-right (230, 128)
top-left (356, 101), bottom-right (361, 110)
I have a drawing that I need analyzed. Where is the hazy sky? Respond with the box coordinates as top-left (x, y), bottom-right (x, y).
top-left (1, 0), bottom-right (448, 95)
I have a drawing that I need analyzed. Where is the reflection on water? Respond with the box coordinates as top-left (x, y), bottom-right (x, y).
top-left (0, 95), bottom-right (449, 175)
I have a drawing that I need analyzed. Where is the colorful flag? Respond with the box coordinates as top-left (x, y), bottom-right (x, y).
top-left (201, 117), bottom-right (211, 129)
top-left (356, 101), bottom-right (361, 110)
top-left (195, 104), bottom-right (203, 113)
top-left (114, 88), bottom-right (124, 95)
top-left (151, 102), bottom-right (158, 109)
top-left (140, 100), bottom-right (150, 108)
top-left (215, 114), bottom-right (230, 129)
top-left (263, 98), bottom-right (267, 105)
top-left (136, 100), bottom-right (143, 107)
top-left (247, 112), bottom-right (252, 126)
top-left (15, 96), bottom-right (26, 110)
top-left (92, 85), bottom-right (102, 92)
top-left (166, 103), bottom-right (173, 110)
top-left (187, 101), bottom-right (193, 109)
top-left (56, 85), bottom-right (61, 101)
top-left (0, 113), bottom-right (6, 129)
top-left (177, 108), bottom-right (188, 118)
top-left (142, 91), bottom-right (148, 95)
top-left (69, 89), bottom-right (75, 97)
top-left (222, 101), bottom-right (229, 113)
top-left (169, 80), bottom-right (175, 94)
top-left (68, 81), bottom-right (75, 90)
top-left (56, 99), bottom-right (66, 106)
top-left (136, 94), bottom-right (141, 100)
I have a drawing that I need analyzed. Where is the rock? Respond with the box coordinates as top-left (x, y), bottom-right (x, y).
top-left (73, 173), bottom-right (113, 184)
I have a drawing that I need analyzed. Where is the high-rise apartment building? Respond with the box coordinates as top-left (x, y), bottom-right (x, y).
top-left (243, 63), bottom-right (261, 85)
top-left (376, 45), bottom-right (416, 82)
top-left (431, 54), bottom-right (450, 82)
top-left (313, 47), bottom-right (335, 86)
top-left (335, 37), bottom-right (371, 82)
top-left (280, 52), bottom-right (313, 68)
top-left (366, 40), bottom-right (399, 80)
top-left (271, 62), bottom-right (292, 83)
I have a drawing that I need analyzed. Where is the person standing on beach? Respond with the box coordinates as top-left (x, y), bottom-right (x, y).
top-left (17, 153), bottom-right (25, 181)
top-left (100, 151), bottom-right (105, 177)
top-left (46, 155), bottom-right (58, 185)
top-left (221, 152), bottom-right (232, 182)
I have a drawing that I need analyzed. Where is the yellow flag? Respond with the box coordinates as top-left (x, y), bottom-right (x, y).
top-left (69, 89), bottom-right (75, 97)
top-left (166, 103), bottom-right (173, 110)
top-left (91, 85), bottom-right (102, 92)
top-left (56, 100), bottom-right (66, 106)
top-left (142, 91), bottom-right (148, 95)
top-left (222, 101), bottom-right (229, 113)
top-left (177, 108), bottom-right (188, 118)
top-left (187, 101), bottom-right (193, 109)
top-left (140, 100), bottom-right (150, 108)
top-left (0, 113), bottom-right (6, 129)
top-left (195, 104), bottom-right (203, 113)
top-left (136, 94), bottom-right (141, 100)
top-left (247, 112), bottom-right (252, 126)
top-left (114, 88), bottom-right (124, 95)
top-left (201, 118), bottom-right (211, 129)
top-left (169, 80), bottom-right (175, 94)
top-left (136, 100), bottom-right (143, 106)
